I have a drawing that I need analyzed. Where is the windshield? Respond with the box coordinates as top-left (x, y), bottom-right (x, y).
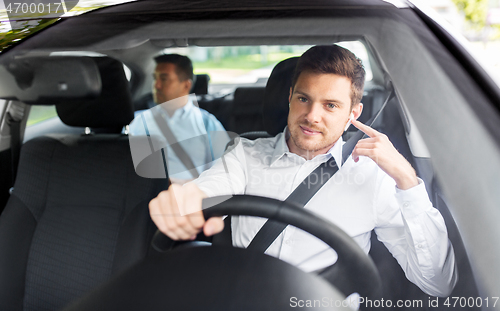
top-left (0, 0), bottom-right (136, 53)
top-left (162, 41), bottom-right (372, 94)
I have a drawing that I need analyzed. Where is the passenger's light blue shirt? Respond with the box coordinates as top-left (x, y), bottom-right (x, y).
top-left (128, 95), bottom-right (230, 180)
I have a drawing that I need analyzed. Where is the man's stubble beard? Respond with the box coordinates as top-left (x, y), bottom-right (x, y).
top-left (288, 121), bottom-right (338, 154)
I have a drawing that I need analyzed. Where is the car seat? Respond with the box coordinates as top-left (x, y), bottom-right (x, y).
top-left (0, 57), bottom-right (169, 311)
top-left (230, 86), bottom-right (266, 134)
top-left (191, 74), bottom-right (210, 95)
top-left (261, 57), bottom-right (299, 137)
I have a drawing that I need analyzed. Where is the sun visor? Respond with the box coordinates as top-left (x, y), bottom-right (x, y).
top-left (0, 57), bottom-right (101, 104)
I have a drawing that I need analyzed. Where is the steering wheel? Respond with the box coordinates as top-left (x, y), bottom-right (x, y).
top-left (63, 195), bottom-right (381, 311)
top-left (153, 195), bottom-right (381, 297)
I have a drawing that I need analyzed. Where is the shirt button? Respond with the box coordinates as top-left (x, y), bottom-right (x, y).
top-left (417, 244), bottom-right (423, 249)
top-left (403, 202), bottom-right (410, 208)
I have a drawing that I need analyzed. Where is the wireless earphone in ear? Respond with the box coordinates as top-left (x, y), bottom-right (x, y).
top-left (344, 114), bottom-right (353, 132)
top-left (344, 120), bottom-right (351, 132)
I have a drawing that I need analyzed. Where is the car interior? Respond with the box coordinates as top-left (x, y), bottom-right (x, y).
top-left (0, 0), bottom-right (493, 310)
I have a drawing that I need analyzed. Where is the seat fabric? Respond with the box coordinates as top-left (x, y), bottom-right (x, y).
top-left (262, 57), bottom-right (299, 136)
top-left (0, 56), bottom-right (168, 311)
top-left (230, 87), bottom-right (266, 134)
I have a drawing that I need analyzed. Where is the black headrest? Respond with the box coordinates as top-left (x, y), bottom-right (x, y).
top-left (233, 87), bottom-right (266, 115)
top-left (56, 57), bottom-right (134, 128)
top-left (191, 74), bottom-right (210, 95)
top-left (262, 57), bottom-right (299, 136)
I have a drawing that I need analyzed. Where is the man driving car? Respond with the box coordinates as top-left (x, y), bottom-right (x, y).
top-left (148, 45), bottom-right (457, 297)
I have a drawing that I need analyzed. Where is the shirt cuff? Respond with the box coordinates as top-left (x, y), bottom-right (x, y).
top-left (394, 178), bottom-right (433, 218)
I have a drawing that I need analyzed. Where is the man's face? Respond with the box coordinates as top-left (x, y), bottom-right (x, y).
top-left (152, 62), bottom-right (190, 104)
top-left (287, 71), bottom-right (362, 158)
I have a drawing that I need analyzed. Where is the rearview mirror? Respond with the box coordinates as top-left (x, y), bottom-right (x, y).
top-left (0, 56), bottom-right (101, 103)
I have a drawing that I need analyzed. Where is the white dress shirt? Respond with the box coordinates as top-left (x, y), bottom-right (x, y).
top-left (192, 128), bottom-right (457, 297)
top-left (129, 96), bottom-right (229, 180)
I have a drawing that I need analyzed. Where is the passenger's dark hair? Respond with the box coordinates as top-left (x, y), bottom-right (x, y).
top-left (291, 45), bottom-right (365, 107)
top-left (154, 54), bottom-right (194, 81)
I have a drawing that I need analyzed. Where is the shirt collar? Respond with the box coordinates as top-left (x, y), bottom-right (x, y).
top-left (165, 96), bottom-right (194, 120)
top-left (270, 126), bottom-right (344, 167)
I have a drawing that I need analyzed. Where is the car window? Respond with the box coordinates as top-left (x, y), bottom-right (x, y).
top-left (162, 41), bottom-right (372, 91)
top-left (27, 105), bottom-right (57, 127)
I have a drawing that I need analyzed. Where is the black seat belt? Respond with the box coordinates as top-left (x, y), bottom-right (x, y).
top-left (246, 156), bottom-right (339, 251)
top-left (244, 86), bottom-right (395, 253)
top-left (6, 101), bottom-right (26, 193)
top-left (151, 111), bottom-right (200, 179)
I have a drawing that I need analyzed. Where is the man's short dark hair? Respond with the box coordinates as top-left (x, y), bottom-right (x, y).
top-left (291, 45), bottom-right (365, 108)
top-left (154, 54), bottom-right (194, 81)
